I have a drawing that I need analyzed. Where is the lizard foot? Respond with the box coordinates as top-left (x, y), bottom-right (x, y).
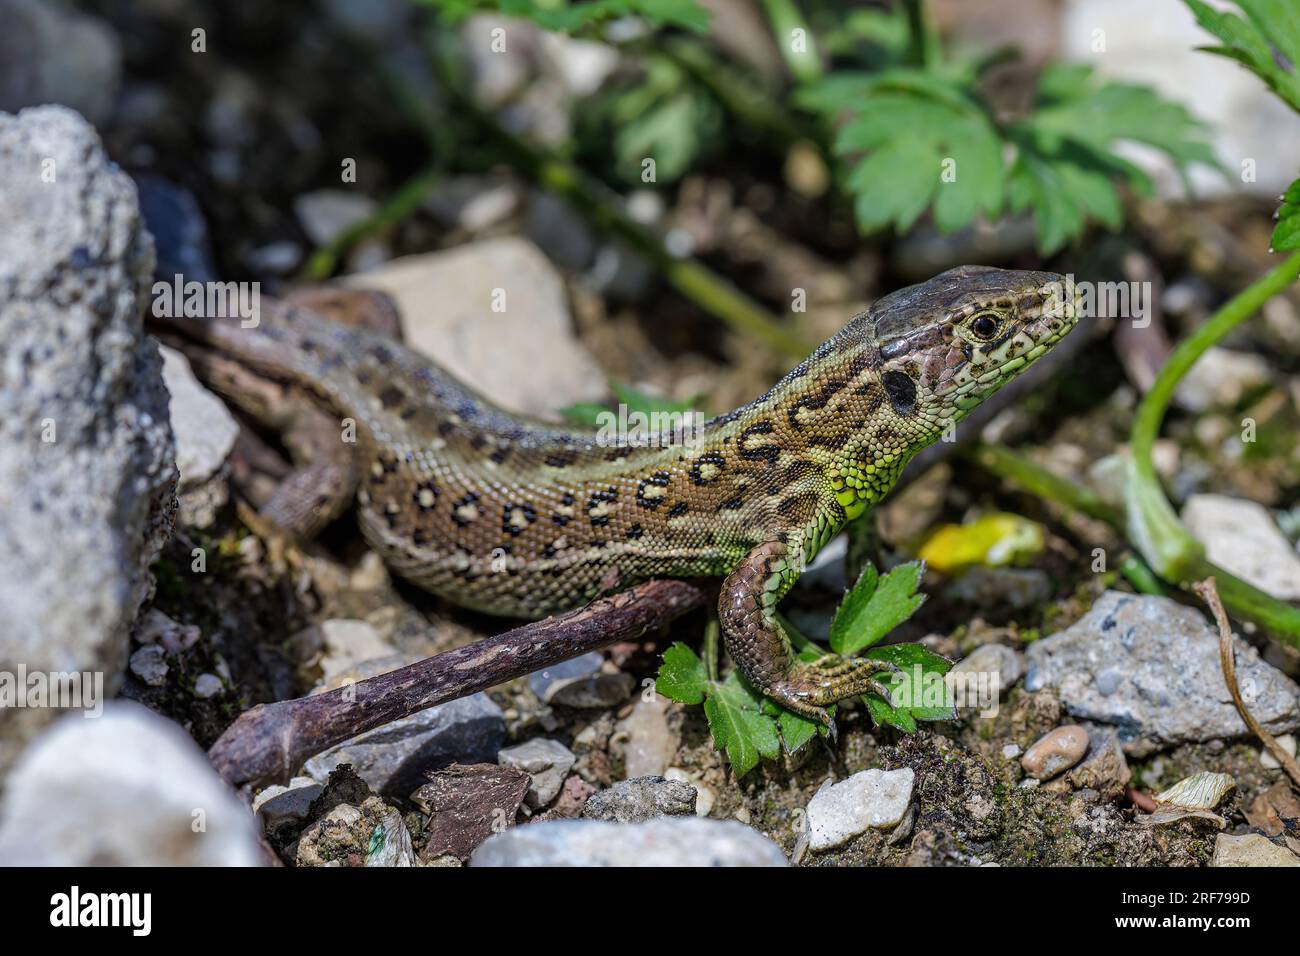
top-left (766, 656), bottom-right (902, 739)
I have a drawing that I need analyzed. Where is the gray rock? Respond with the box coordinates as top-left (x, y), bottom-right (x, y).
top-left (159, 346), bottom-right (238, 492)
top-left (0, 0), bottom-right (120, 124)
top-left (471, 817), bottom-right (789, 867)
top-left (497, 738), bottom-right (575, 808)
top-left (583, 776), bottom-right (697, 823)
top-left (343, 238), bottom-right (607, 417)
top-left (948, 643), bottom-right (1025, 697)
top-left (529, 652), bottom-right (633, 708)
top-left (805, 768), bottom-right (915, 851)
top-left (0, 106), bottom-right (176, 775)
top-left (253, 777), bottom-right (323, 831)
top-left (1212, 833), bottom-right (1300, 867)
top-left (0, 702), bottom-right (263, 865)
top-left (304, 693), bottom-right (505, 798)
top-left (1182, 495), bottom-right (1300, 601)
top-left (1020, 725), bottom-right (1089, 781)
top-left (1026, 591), bottom-right (1300, 756)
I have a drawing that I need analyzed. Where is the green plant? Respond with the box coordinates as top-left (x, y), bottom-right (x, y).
top-left (426, 0), bottom-right (710, 33)
top-left (656, 561), bottom-right (953, 776)
top-left (798, 44), bottom-right (1221, 254)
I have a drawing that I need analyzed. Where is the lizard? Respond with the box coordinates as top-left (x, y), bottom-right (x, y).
top-left (155, 264), bottom-right (1078, 732)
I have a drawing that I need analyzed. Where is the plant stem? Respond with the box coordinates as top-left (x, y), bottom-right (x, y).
top-left (301, 165), bottom-right (443, 280)
top-left (760, 0), bottom-right (823, 85)
top-left (1126, 251), bottom-right (1300, 581)
top-left (901, 0), bottom-right (930, 69)
top-left (703, 618), bottom-right (720, 682)
top-left (969, 442), bottom-right (1300, 648)
top-left (969, 442), bottom-right (1118, 525)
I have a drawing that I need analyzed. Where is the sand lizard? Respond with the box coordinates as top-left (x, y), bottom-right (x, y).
top-left (157, 265), bottom-right (1078, 730)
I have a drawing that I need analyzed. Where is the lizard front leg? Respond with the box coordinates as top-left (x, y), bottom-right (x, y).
top-left (719, 539), bottom-right (897, 734)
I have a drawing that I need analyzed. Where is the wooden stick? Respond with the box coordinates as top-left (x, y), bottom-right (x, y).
top-left (208, 579), bottom-right (708, 790)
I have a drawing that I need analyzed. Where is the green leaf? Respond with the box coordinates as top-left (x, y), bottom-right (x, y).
top-left (1026, 65), bottom-right (1221, 181)
top-left (834, 81), bottom-right (1002, 235)
top-left (655, 642), bottom-right (708, 704)
top-left (830, 561), bottom-right (927, 656)
top-left (703, 673), bottom-right (781, 776)
top-left (1274, 176), bottom-right (1300, 251)
top-left (1183, 0), bottom-right (1300, 113)
top-left (863, 643), bottom-right (956, 732)
top-left (760, 697), bottom-right (832, 754)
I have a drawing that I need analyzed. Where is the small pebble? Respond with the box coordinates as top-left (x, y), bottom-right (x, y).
top-left (1020, 725), bottom-right (1089, 780)
top-left (1261, 734), bottom-right (1297, 770)
top-left (1001, 743), bottom-right (1022, 760)
top-left (128, 645), bottom-right (168, 687)
top-left (805, 768), bottom-right (915, 852)
top-left (193, 673), bottom-right (223, 699)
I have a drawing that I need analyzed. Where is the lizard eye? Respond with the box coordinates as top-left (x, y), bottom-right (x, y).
top-left (970, 313), bottom-right (1000, 340)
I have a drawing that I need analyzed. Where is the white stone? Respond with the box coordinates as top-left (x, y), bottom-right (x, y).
top-left (345, 238), bottom-right (607, 417)
top-left (1212, 833), bottom-right (1300, 867)
top-left (193, 672), bottom-right (223, 699)
top-left (1173, 347), bottom-right (1271, 412)
top-left (613, 693), bottom-right (677, 779)
top-left (806, 768), bottom-right (915, 852)
top-left (1183, 495), bottom-right (1300, 601)
top-left (471, 817), bottom-right (788, 866)
top-left (159, 345), bottom-right (239, 490)
top-left (1261, 734), bottom-right (1297, 771)
top-left (0, 702), bottom-right (263, 865)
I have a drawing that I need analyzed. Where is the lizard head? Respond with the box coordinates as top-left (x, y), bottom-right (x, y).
top-left (870, 265), bottom-right (1079, 434)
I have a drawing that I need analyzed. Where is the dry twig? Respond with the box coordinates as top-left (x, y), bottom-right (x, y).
top-left (1193, 577), bottom-right (1300, 789)
top-left (208, 579), bottom-right (708, 790)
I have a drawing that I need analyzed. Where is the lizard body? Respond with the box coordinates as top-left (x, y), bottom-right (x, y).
top-left (159, 265), bottom-right (1077, 726)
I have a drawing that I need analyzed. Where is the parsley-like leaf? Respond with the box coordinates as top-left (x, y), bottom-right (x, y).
top-left (702, 673), bottom-right (781, 777)
top-left (1183, 0), bottom-right (1300, 113)
top-left (863, 643), bottom-right (956, 732)
top-left (655, 641), bottom-right (708, 704)
top-left (829, 561), bottom-right (927, 656)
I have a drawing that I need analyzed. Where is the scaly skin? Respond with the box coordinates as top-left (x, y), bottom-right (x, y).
top-left (158, 265), bottom-right (1078, 729)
